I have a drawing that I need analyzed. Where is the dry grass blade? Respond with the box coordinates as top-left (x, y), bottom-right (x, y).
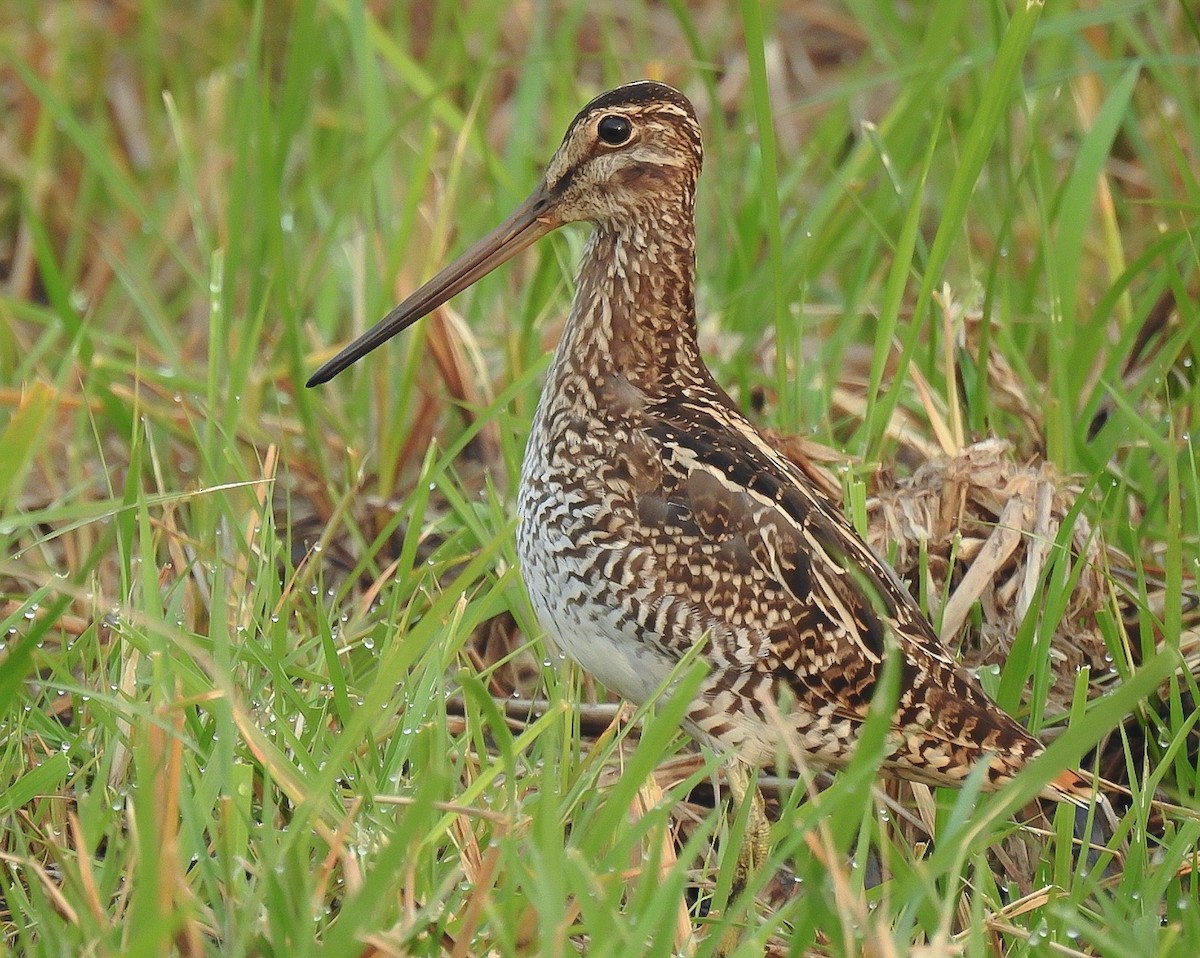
top-left (862, 439), bottom-right (1122, 713)
top-left (630, 775), bottom-right (697, 956)
top-left (424, 306), bottom-right (501, 465)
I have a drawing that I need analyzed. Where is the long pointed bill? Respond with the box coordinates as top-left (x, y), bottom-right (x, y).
top-left (306, 184), bottom-right (557, 387)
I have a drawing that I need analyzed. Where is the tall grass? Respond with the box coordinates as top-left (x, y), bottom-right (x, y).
top-left (1, 1), bottom-right (1197, 955)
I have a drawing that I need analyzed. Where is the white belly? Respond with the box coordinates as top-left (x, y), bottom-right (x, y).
top-left (515, 477), bottom-right (676, 705)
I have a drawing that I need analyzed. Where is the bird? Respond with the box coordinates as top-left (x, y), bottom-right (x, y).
top-left (307, 79), bottom-right (1092, 923)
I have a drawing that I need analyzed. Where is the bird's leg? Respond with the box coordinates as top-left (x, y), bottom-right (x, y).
top-left (716, 759), bottom-right (769, 955)
top-left (725, 759), bottom-right (770, 889)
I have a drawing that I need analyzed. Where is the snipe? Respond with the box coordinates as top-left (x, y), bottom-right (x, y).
top-left (308, 79), bottom-right (1091, 913)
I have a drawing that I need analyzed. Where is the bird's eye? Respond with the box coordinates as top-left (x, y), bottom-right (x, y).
top-left (597, 114), bottom-right (633, 145)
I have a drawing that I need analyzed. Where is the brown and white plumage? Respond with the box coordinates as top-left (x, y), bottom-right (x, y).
top-left (308, 81), bottom-right (1091, 802)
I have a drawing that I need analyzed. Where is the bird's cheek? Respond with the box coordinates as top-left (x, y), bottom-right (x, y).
top-left (614, 162), bottom-right (662, 190)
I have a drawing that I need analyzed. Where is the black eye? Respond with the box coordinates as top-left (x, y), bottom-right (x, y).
top-left (597, 114), bottom-right (632, 145)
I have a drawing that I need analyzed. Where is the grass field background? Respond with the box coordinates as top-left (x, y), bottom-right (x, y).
top-left (2, 1), bottom-right (1199, 955)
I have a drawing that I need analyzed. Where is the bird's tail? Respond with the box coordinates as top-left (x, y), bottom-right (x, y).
top-left (1040, 767), bottom-right (1198, 829)
top-left (1040, 768), bottom-right (1109, 807)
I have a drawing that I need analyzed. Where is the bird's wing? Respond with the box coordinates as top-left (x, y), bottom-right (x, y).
top-left (600, 389), bottom-right (1045, 783)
